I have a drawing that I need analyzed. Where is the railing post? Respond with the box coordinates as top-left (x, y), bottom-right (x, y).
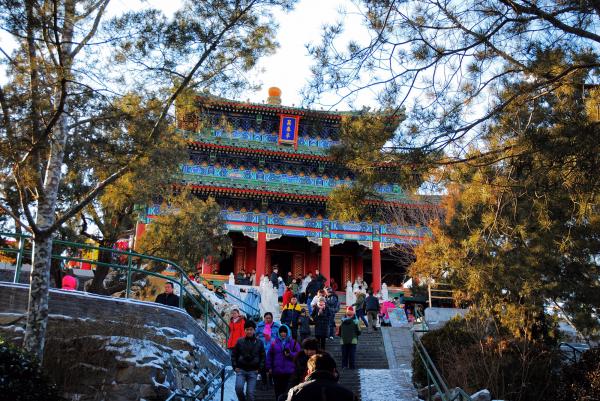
top-left (428, 284), bottom-right (432, 308)
top-left (125, 253), bottom-right (132, 299)
top-left (204, 299), bottom-right (209, 331)
top-left (220, 368), bottom-right (225, 401)
top-left (13, 236), bottom-right (26, 283)
top-left (427, 368), bottom-right (431, 401)
top-left (179, 274), bottom-right (184, 308)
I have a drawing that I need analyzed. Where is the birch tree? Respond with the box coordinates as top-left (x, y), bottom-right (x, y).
top-left (0, 0), bottom-right (296, 361)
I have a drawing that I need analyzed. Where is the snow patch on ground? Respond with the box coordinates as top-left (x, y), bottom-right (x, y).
top-left (102, 336), bottom-right (172, 369)
top-left (360, 368), bottom-right (418, 401)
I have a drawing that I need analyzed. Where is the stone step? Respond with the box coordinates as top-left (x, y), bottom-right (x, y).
top-left (253, 328), bottom-right (388, 401)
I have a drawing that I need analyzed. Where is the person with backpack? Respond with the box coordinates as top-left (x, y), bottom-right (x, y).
top-left (325, 287), bottom-right (340, 339)
top-left (364, 290), bottom-right (380, 332)
top-left (280, 296), bottom-right (302, 339)
top-left (338, 306), bottom-right (361, 369)
top-left (353, 287), bottom-right (368, 328)
top-left (231, 320), bottom-right (265, 401)
top-left (266, 324), bottom-right (300, 401)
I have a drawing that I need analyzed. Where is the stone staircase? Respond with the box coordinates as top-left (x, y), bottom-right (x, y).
top-left (254, 304), bottom-right (388, 401)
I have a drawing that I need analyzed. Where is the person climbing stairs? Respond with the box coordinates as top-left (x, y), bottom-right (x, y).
top-left (253, 305), bottom-right (389, 401)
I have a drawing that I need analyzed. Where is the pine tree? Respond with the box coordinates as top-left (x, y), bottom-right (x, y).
top-left (137, 191), bottom-right (232, 274)
top-left (0, 0), bottom-right (296, 361)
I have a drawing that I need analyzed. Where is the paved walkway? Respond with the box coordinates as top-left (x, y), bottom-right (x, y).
top-left (362, 326), bottom-right (418, 401)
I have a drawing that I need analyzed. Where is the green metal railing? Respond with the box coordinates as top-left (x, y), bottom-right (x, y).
top-left (219, 287), bottom-right (261, 321)
top-left (558, 342), bottom-right (587, 364)
top-left (166, 365), bottom-right (233, 401)
top-left (0, 231), bottom-right (230, 346)
top-left (412, 309), bottom-right (473, 401)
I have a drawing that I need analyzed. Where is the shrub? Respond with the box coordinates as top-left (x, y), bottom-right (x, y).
top-left (413, 316), bottom-right (560, 401)
top-left (412, 316), bottom-right (476, 386)
top-left (0, 337), bottom-right (62, 401)
top-left (556, 347), bottom-right (600, 401)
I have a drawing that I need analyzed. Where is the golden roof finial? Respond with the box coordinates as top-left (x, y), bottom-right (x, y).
top-left (267, 87), bottom-right (282, 105)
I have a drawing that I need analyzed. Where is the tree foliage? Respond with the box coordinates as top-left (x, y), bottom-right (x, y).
top-left (0, 337), bottom-right (62, 401)
top-left (411, 78), bottom-right (600, 339)
top-left (307, 0), bottom-right (600, 340)
top-left (307, 0), bottom-right (600, 161)
top-left (0, 0), bottom-right (296, 360)
top-left (413, 316), bottom-right (560, 401)
top-left (137, 191), bottom-right (232, 274)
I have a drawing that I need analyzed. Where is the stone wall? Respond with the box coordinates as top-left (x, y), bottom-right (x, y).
top-left (0, 282), bottom-right (229, 401)
top-left (424, 307), bottom-right (468, 325)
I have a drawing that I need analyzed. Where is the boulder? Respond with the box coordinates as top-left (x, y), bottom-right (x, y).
top-left (0, 313), bottom-right (224, 401)
top-left (470, 389), bottom-right (492, 401)
top-left (417, 384), bottom-right (437, 400)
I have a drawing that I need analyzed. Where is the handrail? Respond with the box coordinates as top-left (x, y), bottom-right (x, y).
top-left (558, 342), bottom-right (586, 364)
top-left (166, 366), bottom-right (233, 401)
top-left (221, 287), bottom-right (261, 320)
top-left (0, 231), bottom-right (230, 346)
top-left (196, 274), bottom-right (260, 319)
top-left (411, 311), bottom-right (472, 401)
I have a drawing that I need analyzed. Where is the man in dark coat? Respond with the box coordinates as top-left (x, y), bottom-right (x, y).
top-left (289, 338), bottom-right (320, 387)
top-left (285, 353), bottom-right (355, 401)
top-left (155, 282), bottom-right (179, 307)
top-left (270, 265), bottom-right (280, 289)
top-left (325, 288), bottom-right (340, 339)
top-left (364, 290), bottom-right (380, 332)
top-left (305, 277), bottom-right (321, 315)
top-left (285, 271), bottom-right (294, 286)
top-left (314, 269), bottom-right (327, 289)
top-left (232, 320), bottom-right (266, 401)
top-left (310, 297), bottom-right (331, 350)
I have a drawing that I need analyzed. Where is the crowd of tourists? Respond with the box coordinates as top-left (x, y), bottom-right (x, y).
top-left (228, 268), bottom-right (361, 401)
top-left (153, 266), bottom-right (417, 401)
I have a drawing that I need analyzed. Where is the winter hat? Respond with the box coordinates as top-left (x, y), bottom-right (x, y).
top-left (278, 326), bottom-right (288, 334)
top-left (346, 306), bottom-right (354, 312)
top-left (318, 296), bottom-right (326, 303)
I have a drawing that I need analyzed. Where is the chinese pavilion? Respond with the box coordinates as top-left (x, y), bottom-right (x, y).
top-left (136, 88), bottom-right (436, 291)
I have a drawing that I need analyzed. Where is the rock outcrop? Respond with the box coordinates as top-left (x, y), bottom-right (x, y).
top-left (0, 283), bottom-right (229, 401)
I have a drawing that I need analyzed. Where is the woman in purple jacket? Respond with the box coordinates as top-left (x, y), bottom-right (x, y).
top-left (266, 324), bottom-right (301, 400)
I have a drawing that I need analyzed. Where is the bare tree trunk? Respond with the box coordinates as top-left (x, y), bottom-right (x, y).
top-left (87, 247), bottom-right (114, 295)
top-left (23, 116), bottom-right (68, 361)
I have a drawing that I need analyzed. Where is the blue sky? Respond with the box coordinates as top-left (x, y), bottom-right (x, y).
top-left (116, 0), bottom-right (370, 108)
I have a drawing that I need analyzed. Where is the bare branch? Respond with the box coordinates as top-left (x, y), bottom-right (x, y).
top-left (0, 202), bottom-right (33, 234)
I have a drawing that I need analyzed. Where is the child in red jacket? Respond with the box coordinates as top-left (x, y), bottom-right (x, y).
top-left (227, 309), bottom-right (246, 350)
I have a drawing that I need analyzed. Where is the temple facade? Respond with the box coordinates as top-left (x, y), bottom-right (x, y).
top-left (136, 88), bottom-right (436, 291)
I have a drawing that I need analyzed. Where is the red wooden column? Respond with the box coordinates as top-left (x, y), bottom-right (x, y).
top-left (133, 221), bottom-right (146, 251)
top-left (354, 255), bottom-right (364, 282)
top-left (200, 259), bottom-right (210, 274)
top-left (320, 237), bottom-right (330, 286)
top-left (372, 241), bottom-right (382, 292)
top-left (255, 232), bottom-right (266, 285)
